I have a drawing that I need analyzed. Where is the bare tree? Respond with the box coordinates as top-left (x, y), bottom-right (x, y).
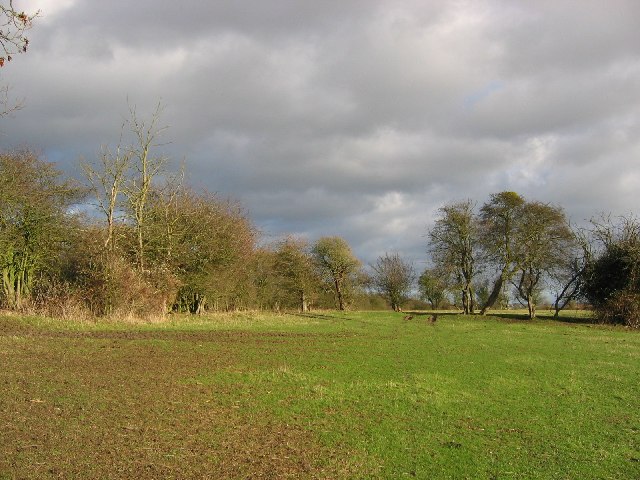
top-left (549, 243), bottom-right (588, 317)
top-left (0, 83), bottom-right (21, 116)
top-left (0, 1), bottom-right (39, 116)
top-left (510, 202), bottom-right (575, 319)
top-left (429, 200), bottom-right (478, 314)
top-left (81, 127), bottom-right (132, 251)
top-left (121, 102), bottom-right (169, 271)
top-left (312, 236), bottom-right (360, 311)
top-left (273, 237), bottom-right (319, 312)
top-left (479, 192), bottom-right (526, 315)
top-left (0, 1), bottom-right (37, 65)
top-left (371, 252), bottom-right (415, 312)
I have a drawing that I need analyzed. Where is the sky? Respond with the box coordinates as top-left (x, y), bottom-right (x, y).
top-left (1, 0), bottom-right (639, 269)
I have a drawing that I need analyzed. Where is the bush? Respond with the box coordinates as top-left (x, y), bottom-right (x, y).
top-left (599, 291), bottom-right (640, 328)
top-left (84, 254), bottom-right (178, 319)
top-left (64, 228), bottom-right (178, 319)
top-left (583, 218), bottom-right (640, 328)
top-left (31, 277), bottom-right (90, 320)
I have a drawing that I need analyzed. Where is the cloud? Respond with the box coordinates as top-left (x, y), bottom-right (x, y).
top-left (2, 0), bottom-right (640, 266)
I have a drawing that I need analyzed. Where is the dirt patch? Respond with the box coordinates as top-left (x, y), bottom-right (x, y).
top-left (0, 322), bottom-right (358, 479)
top-left (0, 317), bottom-right (358, 344)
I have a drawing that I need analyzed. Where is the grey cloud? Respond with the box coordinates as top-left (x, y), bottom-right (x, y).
top-left (494, 1), bottom-right (640, 75)
top-left (2, 0), bottom-right (640, 266)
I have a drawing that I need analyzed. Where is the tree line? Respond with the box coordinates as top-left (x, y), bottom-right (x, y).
top-left (2, 121), bottom-right (638, 328)
top-left (0, 106), bottom-right (372, 319)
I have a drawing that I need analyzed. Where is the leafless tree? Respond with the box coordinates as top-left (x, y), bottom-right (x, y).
top-left (510, 201), bottom-right (575, 319)
top-left (0, 1), bottom-right (39, 116)
top-left (371, 252), bottom-right (415, 312)
top-left (81, 127), bottom-right (132, 251)
top-left (121, 102), bottom-right (170, 271)
top-left (479, 192), bottom-right (526, 314)
top-left (429, 199), bottom-right (479, 314)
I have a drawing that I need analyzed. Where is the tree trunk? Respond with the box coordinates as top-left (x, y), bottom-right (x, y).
top-left (554, 296), bottom-right (573, 318)
top-left (553, 272), bottom-right (581, 318)
top-left (1, 262), bottom-right (31, 311)
top-left (300, 290), bottom-right (309, 312)
top-left (480, 276), bottom-right (504, 315)
top-left (527, 294), bottom-right (536, 319)
top-left (136, 223), bottom-right (144, 271)
top-left (2, 267), bottom-right (16, 309)
top-left (461, 286), bottom-right (475, 315)
top-left (106, 214), bottom-right (114, 250)
top-left (190, 292), bottom-right (207, 315)
top-left (461, 289), bottom-right (468, 314)
top-left (334, 278), bottom-right (345, 310)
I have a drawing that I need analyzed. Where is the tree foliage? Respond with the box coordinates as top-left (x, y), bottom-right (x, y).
top-left (3, 130), bottom-right (640, 324)
top-left (146, 187), bottom-right (256, 314)
top-left (478, 191), bottom-right (526, 314)
top-left (426, 192), bottom-right (582, 319)
top-left (511, 201), bottom-right (575, 318)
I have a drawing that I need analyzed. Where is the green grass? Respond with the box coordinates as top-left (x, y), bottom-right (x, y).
top-left (1, 310), bottom-right (638, 479)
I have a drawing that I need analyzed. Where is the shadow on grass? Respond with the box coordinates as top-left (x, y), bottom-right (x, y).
top-left (286, 310), bottom-right (604, 328)
top-left (285, 312), bottom-right (345, 321)
top-left (490, 311), bottom-right (599, 326)
top-left (404, 309), bottom-right (599, 326)
top-left (403, 310), bottom-right (460, 318)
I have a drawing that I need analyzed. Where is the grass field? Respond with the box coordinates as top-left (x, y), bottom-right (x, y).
top-left (1, 310), bottom-right (638, 479)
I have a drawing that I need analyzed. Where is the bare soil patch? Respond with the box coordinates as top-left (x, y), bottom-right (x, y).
top-left (0, 318), bottom-right (355, 479)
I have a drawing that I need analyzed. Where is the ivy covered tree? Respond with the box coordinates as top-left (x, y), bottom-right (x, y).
top-left (0, 150), bottom-right (81, 309)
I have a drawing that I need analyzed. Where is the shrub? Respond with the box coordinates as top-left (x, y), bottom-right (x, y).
top-left (599, 291), bottom-right (640, 328)
top-left (583, 218), bottom-right (640, 328)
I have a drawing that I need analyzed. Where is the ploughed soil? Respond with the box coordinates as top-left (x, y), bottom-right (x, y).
top-left (0, 317), bottom-right (356, 479)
